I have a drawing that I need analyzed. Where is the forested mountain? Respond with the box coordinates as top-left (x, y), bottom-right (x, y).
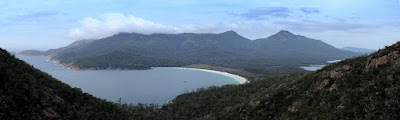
top-left (6, 41), bottom-right (400, 119)
top-left (341, 47), bottom-right (376, 54)
top-left (254, 30), bottom-right (356, 62)
top-left (18, 40), bottom-right (94, 56)
top-left (19, 30), bottom-right (357, 76)
top-left (17, 50), bottom-right (46, 56)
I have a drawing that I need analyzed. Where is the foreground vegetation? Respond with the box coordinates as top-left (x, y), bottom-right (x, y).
top-left (3, 41), bottom-right (400, 119)
top-left (0, 48), bottom-right (166, 119)
top-left (160, 42), bottom-right (400, 119)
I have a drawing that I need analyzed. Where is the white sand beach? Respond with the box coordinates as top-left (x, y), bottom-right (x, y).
top-left (156, 67), bottom-right (249, 84)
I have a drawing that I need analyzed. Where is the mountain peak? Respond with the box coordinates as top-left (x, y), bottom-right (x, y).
top-left (265, 30), bottom-right (297, 41)
top-left (275, 30), bottom-right (295, 36)
top-left (220, 30), bottom-right (239, 36)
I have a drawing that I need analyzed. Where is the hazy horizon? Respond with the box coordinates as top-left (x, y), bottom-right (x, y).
top-left (1, 0), bottom-right (399, 50)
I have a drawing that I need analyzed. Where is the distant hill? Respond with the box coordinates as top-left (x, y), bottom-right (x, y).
top-left (341, 47), bottom-right (376, 54)
top-left (18, 40), bottom-right (94, 56)
top-left (19, 30), bottom-right (358, 76)
top-left (253, 30), bottom-right (356, 62)
top-left (18, 50), bottom-right (46, 56)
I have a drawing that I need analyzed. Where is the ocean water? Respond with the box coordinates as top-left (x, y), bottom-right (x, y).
top-left (17, 56), bottom-right (239, 105)
top-left (300, 59), bottom-right (343, 71)
top-left (300, 64), bottom-right (326, 71)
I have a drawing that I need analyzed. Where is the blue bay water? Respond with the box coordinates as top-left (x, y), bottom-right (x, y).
top-left (17, 56), bottom-right (239, 105)
top-left (300, 60), bottom-right (343, 71)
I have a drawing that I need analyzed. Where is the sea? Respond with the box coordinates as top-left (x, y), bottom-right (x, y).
top-left (17, 56), bottom-right (240, 105)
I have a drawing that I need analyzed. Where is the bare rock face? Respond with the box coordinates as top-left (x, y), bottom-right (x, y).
top-left (319, 70), bottom-right (344, 79)
top-left (248, 100), bottom-right (260, 107)
top-left (327, 83), bottom-right (337, 91)
top-left (315, 79), bottom-right (330, 90)
top-left (365, 51), bottom-right (400, 70)
top-left (319, 64), bottom-right (351, 80)
top-left (315, 65), bottom-right (349, 91)
top-left (50, 58), bottom-right (82, 70)
top-left (43, 108), bottom-right (60, 119)
top-left (330, 71), bottom-right (343, 79)
top-left (288, 106), bottom-right (297, 112)
top-left (63, 61), bottom-right (81, 70)
top-left (342, 65), bottom-right (351, 70)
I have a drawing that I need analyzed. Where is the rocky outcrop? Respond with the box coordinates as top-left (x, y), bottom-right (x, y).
top-left (319, 69), bottom-right (344, 79)
top-left (365, 51), bottom-right (400, 70)
top-left (64, 62), bottom-right (81, 70)
top-left (315, 79), bottom-right (330, 90)
top-left (330, 71), bottom-right (343, 79)
top-left (43, 108), bottom-right (60, 119)
top-left (50, 58), bottom-right (82, 70)
top-left (315, 65), bottom-right (353, 91)
top-left (327, 83), bottom-right (337, 91)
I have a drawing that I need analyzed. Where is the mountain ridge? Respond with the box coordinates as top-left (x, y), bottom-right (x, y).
top-left (341, 47), bottom-right (376, 54)
top-left (19, 30), bottom-right (358, 77)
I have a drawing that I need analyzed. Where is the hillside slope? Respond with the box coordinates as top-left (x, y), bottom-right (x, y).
top-left (0, 48), bottom-right (164, 119)
top-left (161, 42), bottom-right (400, 119)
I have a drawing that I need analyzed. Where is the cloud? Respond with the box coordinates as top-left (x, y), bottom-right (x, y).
top-left (235, 7), bottom-right (290, 20)
top-left (299, 8), bottom-right (320, 14)
top-left (69, 13), bottom-right (179, 40)
top-left (68, 13), bottom-right (243, 40)
top-left (274, 20), bottom-right (376, 32)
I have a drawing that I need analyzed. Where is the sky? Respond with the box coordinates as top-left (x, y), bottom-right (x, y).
top-left (0, 0), bottom-right (399, 51)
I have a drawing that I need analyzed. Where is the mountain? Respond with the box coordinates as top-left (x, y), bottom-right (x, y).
top-left (0, 48), bottom-right (164, 119)
top-left (160, 41), bottom-right (400, 119)
top-left (19, 30), bottom-right (358, 76)
top-left (4, 41), bottom-right (400, 119)
top-left (18, 50), bottom-right (47, 56)
top-left (18, 39), bottom-right (94, 56)
top-left (341, 47), bottom-right (376, 54)
top-left (253, 30), bottom-right (356, 62)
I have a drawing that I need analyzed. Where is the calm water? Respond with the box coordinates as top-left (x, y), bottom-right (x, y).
top-left (18, 56), bottom-right (239, 105)
top-left (300, 64), bottom-right (326, 71)
top-left (300, 60), bottom-right (343, 71)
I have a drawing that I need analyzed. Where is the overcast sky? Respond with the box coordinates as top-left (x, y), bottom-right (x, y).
top-left (1, 0), bottom-right (399, 51)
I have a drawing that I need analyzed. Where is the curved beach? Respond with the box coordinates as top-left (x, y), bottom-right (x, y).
top-left (157, 67), bottom-right (249, 84)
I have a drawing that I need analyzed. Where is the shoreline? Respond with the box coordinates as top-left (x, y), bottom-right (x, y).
top-left (155, 67), bottom-right (249, 84)
top-left (44, 57), bottom-right (249, 84)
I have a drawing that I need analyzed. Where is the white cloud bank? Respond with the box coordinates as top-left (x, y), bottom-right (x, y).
top-left (68, 13), bottom-right (242, 40)
top-left (69, 13), bottom-right (178, 40)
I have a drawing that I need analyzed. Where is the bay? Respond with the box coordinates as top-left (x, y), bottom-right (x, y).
top-left (300, 59), bottom-right (343, 71)
top-left (17, 56), bottom-right (239, 105)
